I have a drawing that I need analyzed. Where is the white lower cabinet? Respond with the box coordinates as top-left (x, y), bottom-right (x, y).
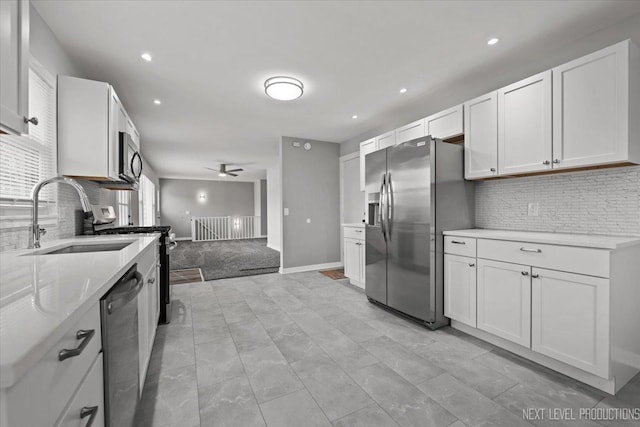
top-left (443, 254), bottom-right (476, 327)
top-left (477, 259), bottom-right (531, 347)
top-left (55, 354), bottom-right (104, 427)
top-left (531, 268), bottom-right (610, 377)
top-left (343, 226), bottom-right (365, 288)
top-left (138, 251), bottom-right (160, 394)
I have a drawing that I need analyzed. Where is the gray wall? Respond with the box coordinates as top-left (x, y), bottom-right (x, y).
top-left (339, 13), bottom-right (640, 156)
top-left (281, 136), bottom-right (340, 269)
top-left (476, 166), bottom-right (640, 237)
top-left (260, 179), bottom-right (267, 234)
top-left (160, 178), bottom-right (254, 238)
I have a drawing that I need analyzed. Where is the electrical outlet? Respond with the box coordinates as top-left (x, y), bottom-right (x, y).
top-left (284, 208), bottom-right (289, 216)
top-left (527, 203), bottom-right (540, 217)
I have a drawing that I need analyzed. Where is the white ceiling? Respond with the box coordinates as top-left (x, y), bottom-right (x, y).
top-left (34, 1), bottom-right (640, 181)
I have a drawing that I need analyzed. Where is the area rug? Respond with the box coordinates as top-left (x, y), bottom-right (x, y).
top-left (170, 238), bottom-right (280, 281)
top-left (320, 268), bottom-right (346, 280)
top-left (170, 268), bottom-right (203, 285)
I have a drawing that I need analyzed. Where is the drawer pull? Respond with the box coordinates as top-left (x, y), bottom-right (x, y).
top-left (468, 263), bottom-right (475, 267)
top-left (80, 406), bottom-right (99, 427)
top-left (148, 277), bottom-right (156, 284)
top-left (355, 230), bottom-right (363, 233)
top-left (520, 247), bottom-right (542, 253)
top-left (355, 242), bottom-right (362, 246)
top-left (521, 271), bottom-right (529, 276)
top-left (59, 329), bottom-right (95, 361)
top-left (451, 240), bottom-right (466, 245)
top-left (532, 274), bottom-right (540, 279)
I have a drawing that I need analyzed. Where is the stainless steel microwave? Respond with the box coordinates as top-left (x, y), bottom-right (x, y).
top-left (119, 132), bottom-right (142, 184)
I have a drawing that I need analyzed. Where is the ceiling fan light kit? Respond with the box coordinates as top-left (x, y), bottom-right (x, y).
top-left (205, 163), bottom-right (244, 177)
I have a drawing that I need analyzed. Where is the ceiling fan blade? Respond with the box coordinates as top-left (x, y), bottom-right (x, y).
top-left (226, 168), bottom-right (244, 173)
top-left (204, 167), bottom-right (221, 172)
top-left (227, 172), bottom-right (238, 177)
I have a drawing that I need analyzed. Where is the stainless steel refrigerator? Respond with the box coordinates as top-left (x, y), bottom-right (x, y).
top-left (365, 137), bottom-right (474, 329)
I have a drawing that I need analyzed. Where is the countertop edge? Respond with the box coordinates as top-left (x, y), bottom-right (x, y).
top-left (0, 235), bottom-right (160, 389)
top-left (443, 229), bottom-right (640, 250)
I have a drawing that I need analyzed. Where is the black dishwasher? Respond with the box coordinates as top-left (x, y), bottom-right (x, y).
top-left (100, 263), bottom-right (143, 427)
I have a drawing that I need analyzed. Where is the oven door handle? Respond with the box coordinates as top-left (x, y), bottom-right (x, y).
top-left (168, 241), bottom-right (177, 251)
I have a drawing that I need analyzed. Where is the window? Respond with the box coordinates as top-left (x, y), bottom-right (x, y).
top-left (138, 175), bottom-right (156, 226)
top-left (116, 191), bottom-right (131, 226)
top-left (0, 60), bottom-right (57, 222)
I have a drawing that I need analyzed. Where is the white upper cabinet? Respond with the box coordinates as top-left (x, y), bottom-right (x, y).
top-left (552, 40), bottom-right (640, 169)
top-left (498, 71), bottom-right (552, 175)
top-left (58, 76), bottom-right (139, 182)
top-left (0, 0), bottom-right (29, 135)
top-left (396, 118), bottom-right (425, 144)
top-left (426, 104), bottom-right (463, 140)
top-left (359, 138), bottom-right (376, 191)
top-left (376, 130), bottom-right (396, 149)
top-left (464, 91), bottom-right (498, 179)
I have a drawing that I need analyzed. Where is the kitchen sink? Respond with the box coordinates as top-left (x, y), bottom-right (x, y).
top-left (29, 242), bottom-right (134, 255)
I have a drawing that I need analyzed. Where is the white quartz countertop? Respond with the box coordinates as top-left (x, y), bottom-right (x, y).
top-left (443, 229), bottom-right (640, 250)
top-left (342, 223), bottom-right (365, 228)
top-left (0, 234), bottom-right (159, 388)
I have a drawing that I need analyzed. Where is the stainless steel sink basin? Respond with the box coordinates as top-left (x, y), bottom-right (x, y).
top-left (30, 242), bottom-right (133, 255)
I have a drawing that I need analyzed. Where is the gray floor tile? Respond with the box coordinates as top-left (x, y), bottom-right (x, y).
top-left (147, 326), bottom-right (195, 376)
top-left (362, 335), bottom-right (444, 385)
top-left (291, 352), bottom-right (373, 421)
top-left (417, 373), bottom-right (531, 427)
top-left (228, 317), bottom-right (274, 353)
top-left (199, 375), bottom-right (266, 427)
top-left (312, 329), bottom-right (379, 372)
top-left (351, 363), bottom-right (457, 427)
top-left (332, 404), bottom-right (401, 427)
top-left (267, 322), bottom-right (325, 363)
top-left (326, 312), bottom-right (384, 343)
top-left (221, 301), bottom-right (258, 324)
top-left (240, 344), bottom-right (304, 403)
top-left (290, 310), bottom-right (335, 336)
top-left (260, 389), bottom-right (332, 427)
top-left (194, 336), bottom-right (245, 389)
top-left (594, 396), bottom-right (640, 427)
top-left (136, 365), bottom-right (200, 427)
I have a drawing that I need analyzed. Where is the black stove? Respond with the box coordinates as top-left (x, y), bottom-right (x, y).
top-left (95, 224), bottom-right (175, 324)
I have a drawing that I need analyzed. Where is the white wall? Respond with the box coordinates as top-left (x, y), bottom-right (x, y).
top-left (266, 163), bottom-right (281, 251)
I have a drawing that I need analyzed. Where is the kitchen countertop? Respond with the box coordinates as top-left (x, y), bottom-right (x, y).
top-left (342, 223), bottom-right (365, 228)
top-left (443, 229), bottom-right (640, 250)
top-left (0, 234), bottom-right (159, 389)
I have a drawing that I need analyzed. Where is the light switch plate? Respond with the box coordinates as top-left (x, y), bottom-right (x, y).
top-left (284, 208), bottom-right (289, 216)
top-left (527, 203), bottom-right (540, 217)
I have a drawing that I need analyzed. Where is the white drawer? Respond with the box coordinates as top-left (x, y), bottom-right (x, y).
top-left (477, 239), bottom-right (610, 278)
top-left (344, 226), bottom-right (365, 240)
top-left (1, 304), bottom-right (101, 427)
top-left (444, 236), bottom-right (476, 257)
top-left (55, 353), bottom-right (104, 427)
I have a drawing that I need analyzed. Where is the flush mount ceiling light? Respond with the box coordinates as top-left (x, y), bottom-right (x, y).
top-left (487, 37), bottom-right (500, 46)
top-left (153, 99), bottom-right (161, 105)
top-left (141, 52), bottom-right (152, 61)
top-left (264, 76), bottom-right (303, 101)
top-left (352, 115), bottom-right (358, 119)
top-left (400, 88), bottom-right (407, 93)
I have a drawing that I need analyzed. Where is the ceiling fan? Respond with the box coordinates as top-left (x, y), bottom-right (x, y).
top-left (205, 164), bottom-right (244, 177)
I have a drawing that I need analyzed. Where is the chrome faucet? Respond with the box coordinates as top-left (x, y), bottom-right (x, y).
top-left (31, 176), bottom-right (92, 249)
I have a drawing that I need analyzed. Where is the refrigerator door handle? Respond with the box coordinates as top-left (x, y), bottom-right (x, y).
top-left (386, 172), bottom-right (393, 239)
top-left (379, 173), bottom-right (387, 241)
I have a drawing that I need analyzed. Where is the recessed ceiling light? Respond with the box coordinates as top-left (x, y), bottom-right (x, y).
top-left (141, 52), bottom-right (152, 61)
top-left (153, 99), bottom-right (161, 105)
top-left (264, 76), bottom-right (303, 101)
top-left (487, 38), bottom-right (499, 46)
top-left (400, 88), bottom-right (407, 93)
top-left (352, 115), bottom-right (358, 119)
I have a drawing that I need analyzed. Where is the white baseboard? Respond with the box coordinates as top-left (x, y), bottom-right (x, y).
top-left (267, 243), bottom-right (280, 251)
top-left (280, 262), bottom-right (343, 274)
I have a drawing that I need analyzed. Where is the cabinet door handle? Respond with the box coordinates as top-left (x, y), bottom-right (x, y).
top-left (24, 116), bottom-right (39, 126)
top-left (58, 329), bottom-right (95, 361)
top-left (542, 160), bottom-right (550, 165)
top-left (468, 263), bottom-right (475, 267)
top-left (532, 274), bottom-right (540, 279)
top-left (450, 240), bottom-right (466, 245)
top-left (520, 247), bottom-right (542, 253)
top-left (521, 271), bottom-right (529, 276)
top-left (553, 159), bottom-right (560, 164)
top-left (355, 242), bottom-right (362, 246)
top-left (355, 229), bottom-right (362, 233)
top-left (80, 406), bottom-right (99, 427)
top-left (490, 168), bottom-right (496, 172)
top-left (148, 277), bottom-right (156, 284)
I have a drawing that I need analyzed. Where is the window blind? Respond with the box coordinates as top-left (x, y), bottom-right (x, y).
top-left (0, 65), bottom-right (56, 205)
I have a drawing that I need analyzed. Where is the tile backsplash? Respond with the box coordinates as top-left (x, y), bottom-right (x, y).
top-left (0, 180), bottom-right (116, 251)
top-left (475, 166), bottom-right (640, 237)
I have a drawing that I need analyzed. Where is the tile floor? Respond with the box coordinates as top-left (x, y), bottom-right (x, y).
top-left (135, 272), bottom-right (640, 427)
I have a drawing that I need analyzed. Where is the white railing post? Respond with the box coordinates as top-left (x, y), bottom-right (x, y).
top-left (190, 215), bottom-right (264, 242)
